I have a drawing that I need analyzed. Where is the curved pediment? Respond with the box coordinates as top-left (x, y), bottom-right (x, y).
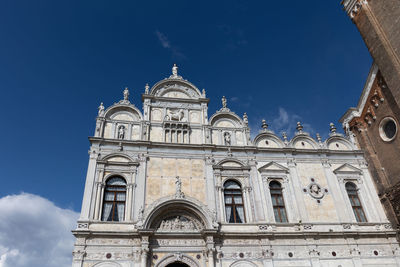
top-left (326, 136), bottom-right (355, 151)
top-left (210, 112), bottom-right (244, 128)
top-left (150, 80), bottom-right (202, 99)
top-left (254, 132), bottom-right (285, 148)
top-left (290, 135), bottom-right (318, 149)
top-left (104, 104), bottom-right (143, 121)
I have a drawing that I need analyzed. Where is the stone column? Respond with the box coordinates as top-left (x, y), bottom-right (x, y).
top-left (79, 149), bottom-right (98, 220)
top-left (126, 183), bottom-right (133, 221)
top-left (135, 156), bottom-right (148, 221)
top-left (337, 177), bottom-right (356, 221)
top-left (206, 236), bottom-right (215, 267)
top-left (249, 162), bottom-right (266, 221)
top-left (321, 159), bottom-right (348, 222)
top-left (309, 249), bottom-right (321, 267)
top-left (243, 186), bottom-right (253, 222)
top-left (72, 250), bottom-right (85, 267)
top-left (205, 157), bottom-right (217, 214)
top-left (361, 162), bottom-right (388, 221)
top-left (349, 246), bottom-right (362, 267)
top-left (262, 177), bottom-right (275, 222)
top-left (217, 186), bottom-right (224, 222)
top-left (94, 181), bottom-right (104, 220)
top-left (141, 236), bottom-right (150, 267)
top-left (286, 158), bottom-right (308, 222)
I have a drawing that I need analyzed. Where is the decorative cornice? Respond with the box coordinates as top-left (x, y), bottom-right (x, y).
top-left (341, 0), bottom-right (368, 19)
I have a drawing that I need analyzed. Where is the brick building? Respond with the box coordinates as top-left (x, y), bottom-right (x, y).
top-left (340, 0), bottom-right (400, 228)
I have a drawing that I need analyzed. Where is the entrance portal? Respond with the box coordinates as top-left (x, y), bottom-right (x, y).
top-left (165, 262), bottom-right (190, 267)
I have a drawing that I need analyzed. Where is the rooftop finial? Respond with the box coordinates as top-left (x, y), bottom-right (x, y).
top-left (329, 122), bottom-right (337, 134)
top-left (316, 133), bottom-right (322, 144)
top-left (172, 63), bottom-right (178, 77)
top-left (296, 121), bottom-right (303, 133)
top-left (282, 132), bottom-right (288, 144)
top-left (222, 96), bottom-right (227, 108)
top-left (262, 119), bottom-right (268, 130)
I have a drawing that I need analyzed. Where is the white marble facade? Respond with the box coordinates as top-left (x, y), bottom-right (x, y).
top-left (73, 65), bottom-right (400, 267)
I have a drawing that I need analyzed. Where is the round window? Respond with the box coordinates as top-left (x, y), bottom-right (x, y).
top-left (379, 117), bottom-right (398, 142)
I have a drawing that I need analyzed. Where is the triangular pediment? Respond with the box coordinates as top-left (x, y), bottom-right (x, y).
top-left (333, 163), bottom-right (362, 175)
top-left (258, 161), bottom-right (289, 173)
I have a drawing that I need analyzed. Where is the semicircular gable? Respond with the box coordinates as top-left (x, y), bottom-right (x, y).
top-left (290, 135), bottom-right (318, 149)
top-left (210, 112), bottom-right (243, 128)
top-left (216, 158), bottom-right (246, 167)
top-left (104, 105), bottom-right (143, 121)
top-left (101, 153), bottom-right (135, 163)
top-left (149, 79), bottom-right (202, 99)
top-left (254, 133), bottom-right (284, 148)
top-left (326, 136), bottom-right (354, 151)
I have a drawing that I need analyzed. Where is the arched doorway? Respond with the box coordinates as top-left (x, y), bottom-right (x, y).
top-left (166, 262), bottom-right (190, 267)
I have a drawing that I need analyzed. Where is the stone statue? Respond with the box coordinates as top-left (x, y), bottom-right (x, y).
top-left (175, 176), bottom-right (184, 198)
top-left (172, 64), bottom-right (178, 77)
top-left (224, 132), bottom-right (231, 146)
top-left (123, 87), bottom-right (129, 101)
top-left (118, 125), bottom-right (125, 139)
top-left (145, 83), bottom-right (149, 94)
top-left (222, 96), bottom-right (227, 108)
top-left (243, 113), bottom-right (248, 124)
top-left (98, 102), bottom-right (105, 116)
top-left (202, 88), bottom-right (206, 97)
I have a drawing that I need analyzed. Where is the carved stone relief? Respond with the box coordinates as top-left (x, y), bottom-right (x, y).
top-left (157, 215), bottom-right (202, 232)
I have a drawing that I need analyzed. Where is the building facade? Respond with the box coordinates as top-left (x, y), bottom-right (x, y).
top-left (340, 0), bottom-right (400, 228)
top-left (72, 65), bottom-right (400, 267)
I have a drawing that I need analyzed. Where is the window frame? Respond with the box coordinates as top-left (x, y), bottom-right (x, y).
top-left (101, 177), bottom-right (127, 222)
top-left (269, 181), bottom-right (288, 223)
top-left (345, 182), bottom-right (367, 223)
top-left (223, 180), bottom-right (246, 223)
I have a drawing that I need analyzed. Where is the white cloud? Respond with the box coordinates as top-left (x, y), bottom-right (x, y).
top-left (155, 31), bottom-right (170, 49)
top-left (249, 107), bottom-right (315, 139)
top-left (0, 193), bottom-right (79, 267)
top-left (271, 107), bottom-right (314, 137)
top-left (155, 30), bottom-right (186, 59)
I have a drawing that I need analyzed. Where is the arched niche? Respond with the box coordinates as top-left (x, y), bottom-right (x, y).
top-left (326, 136), bottom-right (354, 151)
top-left (254, 133), bottom-right (284, 148)
top-left (141, 197), bottom-right (215, 230)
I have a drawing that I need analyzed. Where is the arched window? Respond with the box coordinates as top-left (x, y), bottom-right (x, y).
top-left (224, 180), bottom-right (245, 223)
top-left (345, 182), bottom-right (367, 222)
top-left (269, 181), bottom-right (288, 223)
top-left (102, 177), bottom-right (126, 222)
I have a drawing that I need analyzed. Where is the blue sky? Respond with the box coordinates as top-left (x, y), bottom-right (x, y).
top-left (0, 0), bottom-right (372, 213)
